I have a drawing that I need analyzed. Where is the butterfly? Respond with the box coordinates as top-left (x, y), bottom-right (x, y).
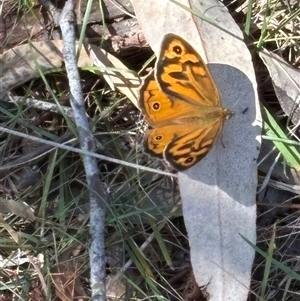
top-left (139, 33), bottom-right (232, 171)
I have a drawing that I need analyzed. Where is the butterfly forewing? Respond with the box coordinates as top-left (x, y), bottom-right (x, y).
top-left (156, 34), bottom-right (220, 107)
top-left (140, 71), bottom-right (220, 126)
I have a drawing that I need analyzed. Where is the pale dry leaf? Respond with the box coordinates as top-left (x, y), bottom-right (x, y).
top-left (106, 275), bottom-right (126, 301)
top-left (0, 198), bottom-right (36, 221)
top-left (0, 40), bottom-right (140, 106)
top-left (132, 0), bottom-right (261, 300)
top-left (88, 44), bottom-right (140, 106)
top-left (52, 247), bottom-right (87, 301)
top-left (0, 40), bottom-right (90, 99)
top-left (259, 49), bottom-right (300, 125)
top-left (0, 253), bottom-right (30, 268)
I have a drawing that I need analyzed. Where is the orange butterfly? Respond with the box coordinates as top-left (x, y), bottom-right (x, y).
top-left (139, 34), bottom-right (232, 170)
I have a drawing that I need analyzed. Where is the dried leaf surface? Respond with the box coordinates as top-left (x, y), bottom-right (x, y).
top-left (132, 0), bottom-right (261, 300)
top-left (259, 49), bottom-right (300, 125)
top-left (0, 41), bottom-right (140, 104)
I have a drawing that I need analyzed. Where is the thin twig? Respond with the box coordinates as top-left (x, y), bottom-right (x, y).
top-left (0, 125), bottom-right (176, 177)
top-left (58, 1), bottom-right (107, 300)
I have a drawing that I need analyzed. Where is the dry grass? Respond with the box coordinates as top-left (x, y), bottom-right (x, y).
top-left (1, 0), bottom-right (300, 300)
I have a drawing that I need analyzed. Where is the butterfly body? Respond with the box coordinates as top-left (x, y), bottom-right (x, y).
top-left (139, 34), bottom-right (232, 170)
